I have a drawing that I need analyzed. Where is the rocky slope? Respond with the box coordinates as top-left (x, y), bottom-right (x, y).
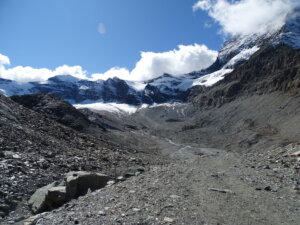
top-left (10, 94), bottom-right (97, 132)
top-left (190, 45), bottom-right (300, 109)
top-left (0, 94), bottom-right (168, 223)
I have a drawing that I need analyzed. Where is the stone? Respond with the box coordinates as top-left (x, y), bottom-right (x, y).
top-left (47, 186), bottom-right (67, 208)
top-left (65, 171), bottom-right (110, 200)
top-left (124, 173), bottom-right (135, 178)
top-left (22, 212), bottom-right (48, 225)
top-left (209, 188), bottom-right (234, 194)
top-left (107, 180), bottom-right (115, 186)
top-left (170, 195), bottom-right (180, 199)
top-left (264, 186), bottom-right (272, 191)
top-left (98, 210), bottom-right (106, 216)
top-left (132, 208), bottom-right (141, 212)
top-left (290, 150), bottom-right (300, 157)
top-left (164, 217), bottom-right (174, 223)
top-left (29, 184), bottom-right (67, 214)
top-left (12, 154), bottom-right (21, 159)
top-left (0, 204), bottom-right (10, 212)
top-left (28, 182), bottom-right (59, 214)
top-left (117, 176), bottom-right (125, 182)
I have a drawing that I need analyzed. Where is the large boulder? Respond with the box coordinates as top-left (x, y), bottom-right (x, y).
top-left (28, 182), bottom-right (61, 214)
top-left (65, 171), bottom-right (111, 200)
top-left (28, 171), bottom-right (110, 214)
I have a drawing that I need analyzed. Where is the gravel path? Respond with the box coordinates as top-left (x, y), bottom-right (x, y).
top-left (29, 149), bottom-right (299, 225)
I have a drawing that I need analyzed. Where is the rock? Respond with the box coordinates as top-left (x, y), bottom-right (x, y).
top-left (135, 172), bottom-right (141, 176)
top-left (137, 167), bottom-right (146, 173)
top-left (22, 212), bottom-right (48, 225)
top-left (28, 182), bottom-right (59, 214)
top-left (116, 176), bottom-right (125, 182)
top-left (264, 186), bottom-right (272, 191)
top-left (124, 173), bottom-right (135, 178)
top-left (170, 195), bottom-right (180, 199)
top-left (65, 171), bottom-right (110, 200)
top-left (263, 165), bottom-right (270, 169)
top-left (209, 188), bottom-right (234, 194)
top-left (98, 210), bottom-right (106, 216)
top-left (0, 204), bottom-right (10, 212)
top-left (164, 217), bottom-right (174, 223)
top-left (12, 154), bottom-right (21, 159)
top-left (0, 211), bottom-right (5, 218)
top-left (47, 186), bottom-right (67, 208)
top-left (107, 180), bottom-right (115, 186)
top-left (290, 150), bottom-right (300, 157)
top-left (132, 208), bottom-right (141, 212)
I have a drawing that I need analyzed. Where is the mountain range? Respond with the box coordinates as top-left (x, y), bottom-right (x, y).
top-left (1, 14), bottom-right (299, 106)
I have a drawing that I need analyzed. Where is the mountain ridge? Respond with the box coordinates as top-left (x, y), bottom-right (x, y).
top-left (0, 14), bottom-right (299, 106)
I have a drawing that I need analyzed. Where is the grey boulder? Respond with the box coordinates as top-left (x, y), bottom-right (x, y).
top-left (66, 171), bottom-right (110, 200)
top-left (28, 171), bottom-right (110, 214)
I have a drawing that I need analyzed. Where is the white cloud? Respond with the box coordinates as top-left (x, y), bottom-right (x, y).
top-left (91, 67), bottom-right (130, 80)
top-left (91, 44), bottom-right (217, 81)
top-left (0, 54), bottom-right (10, 65)
top-left (0, 53), bottom-right (88, 82)
top-left (193, 0), bottom-right (299, 35)
top-left (98, 23), bottom-right (106, 35)
top-left (54, 65), bottom-right (87, 80)
top-left (129, 44), bottom-right (217, 81)
top-left (0, 44), bottom-right (217, 83)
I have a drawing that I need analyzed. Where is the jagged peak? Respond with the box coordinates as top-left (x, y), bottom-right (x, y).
top-left (48, 75), bottom-right (81, 83)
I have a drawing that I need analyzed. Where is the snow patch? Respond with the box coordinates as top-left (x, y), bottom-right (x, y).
top-left (74, 103), bottom-right (139, 114)
top-left (225, 46), bottom-right (260, 68)
top-left (79, 85), bottom-right (90, 90)
top-left (0, 80), bottom-right (33, 96)
top-left (193, 69), bottom-right (233, 87)
top-left (126, 81), bottom-right (147, 91)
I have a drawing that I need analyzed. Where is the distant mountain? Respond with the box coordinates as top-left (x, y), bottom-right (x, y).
top-left (1, 13), bottom-right (299, 105)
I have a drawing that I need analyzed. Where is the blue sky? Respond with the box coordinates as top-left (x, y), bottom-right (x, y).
top-left (0, 0), bottom-right (222, 73)
top-left (0, 0), bottom-right (298, 82)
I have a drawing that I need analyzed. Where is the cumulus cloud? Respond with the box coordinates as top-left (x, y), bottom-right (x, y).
top-left (98, 23), bottom-right (106, 35)
top-left (0, 44), bottom-right (217, 83)
top-left (91, 67), bottom-right (130, 80)
top-left (0, 53), bottom-right (88, 82)
top-left (193, 0), bottom-right (300, 35)
top-left (90, 44), bottom-right (217, 81)
top-left (130, 44), bottom-right (217, 81)
top-left (0, 54), bottom-right (10, 66)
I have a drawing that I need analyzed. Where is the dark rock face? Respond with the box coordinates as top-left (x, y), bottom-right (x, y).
top-left (190, 45), bottom-right (300, 109)
top-left (11, 93), bottom-right (93, 131)
top-left (0, 75), bottom-right (191, 105)
top-left (30, 76), bottom-right (142, 104)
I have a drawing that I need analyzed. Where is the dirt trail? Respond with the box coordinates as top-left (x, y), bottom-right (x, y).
top-left (32, 144), bottom-right (300, 225)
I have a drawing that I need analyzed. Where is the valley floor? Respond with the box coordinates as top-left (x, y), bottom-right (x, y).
top-left (23, 143), bottom-right (300, 225)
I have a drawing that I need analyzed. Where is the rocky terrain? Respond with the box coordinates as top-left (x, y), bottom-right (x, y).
top-left (20, 145), bottom-right (300, 225)
top-left (0, 94), bottom-right (167, 224)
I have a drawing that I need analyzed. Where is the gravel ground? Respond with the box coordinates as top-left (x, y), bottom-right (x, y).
top-left (23, 147), bottom-right (299, 225)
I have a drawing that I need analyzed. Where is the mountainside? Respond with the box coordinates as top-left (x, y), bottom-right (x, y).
top-left (10, 93), bottom-right (96, 131)
top-left (190, 44), bottom-right (300, 109)
top-left (0, 93), bottom-right (166, 221)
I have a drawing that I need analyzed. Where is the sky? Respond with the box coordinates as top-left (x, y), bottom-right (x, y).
top-left (0, 0), bottom-right (299, 82)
